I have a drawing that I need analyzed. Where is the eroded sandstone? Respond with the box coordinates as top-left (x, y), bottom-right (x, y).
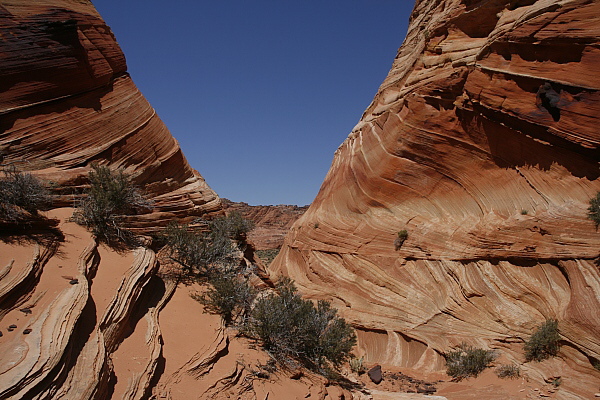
top-left (0, 1), bottom-right (221, 230)
top-left (221, 199), bottom-right (308, 250)
top-left (271, 1), bottom-right (600, 398)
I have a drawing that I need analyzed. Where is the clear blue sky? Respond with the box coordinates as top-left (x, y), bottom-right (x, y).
top-left (91, 1), bottom-right (413, 206)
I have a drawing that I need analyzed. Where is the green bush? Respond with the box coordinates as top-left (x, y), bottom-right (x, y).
top-left (192, 268), bottom-right (255, 326)
top-left (588, 192), bottom-right (600, 228)
top-left (495, 363), bottom-right (520, 379)
top-left (256, 249), bottom-right (280, 265)
top-left (349, 356), bottom-right (365, 374)
top-left (444, 343), bottom-right (497, 381)
top-left (0, 165), bottom-right (51, 221)
top-left (524, 319), bottom-right (560, 362)
top-left (244, 278), bottom-right (356, 374)
top-left (394, 229), bottom-right (408, 250)
top-left (209, 211), bottom-right (254, 242)
top-left (162, 222), bottom-right (233, 277)
top-left (161, 213), bottom-right (255, 279)
top-left (72, 164), bottom-right (151, 243)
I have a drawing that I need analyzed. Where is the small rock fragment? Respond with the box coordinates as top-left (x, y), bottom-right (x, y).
top-left (290, 370), bottom-right (303, 380)
top-left (8, 324), bottom-right (16, 332)
top-left (23, 329), bottom-right (32, 334)
top-left (69, 279), bottom-right (78, 285)
top-left (0, 331), bottom-right (3, 337)
top-left (368, 365), bottom-right (383, 384)
top-left (19, 308), bottom-right (32, 315)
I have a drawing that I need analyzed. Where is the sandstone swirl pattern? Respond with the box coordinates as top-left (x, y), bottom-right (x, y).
top-left (0, 1), bottom-right (220, 228)
top-left (271, 0), bottom-right (600, 397)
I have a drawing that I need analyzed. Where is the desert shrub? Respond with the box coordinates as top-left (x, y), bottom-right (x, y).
top-left (209, 211), bottom-right (254, 242)
top-left (0, 165), bottom-right (51, 221)
top-left (349, 356), bottom-right (365, 374)
top-left (192, 268), bottom-right (256, 326)
top-left (256, 249), bottom-right (280, 265)
top-left (244, 278), bottom-right (356, 374)
top-left (549, 376), bottom-right (562, 387)
top-left (444, 343), bottom-right (497, 381)
top-left (495, 364), bottom-right (520, 379)
top-left (72, 164), bottom-right (151, 243)
top-left (161, 216), bottom-right (247, 278)
top-left (524, 319), bottom-right (560, 362)
top-left (588, 192), bottom-right (600, 228)
top-left (394, 229), bottom-right (408, 250)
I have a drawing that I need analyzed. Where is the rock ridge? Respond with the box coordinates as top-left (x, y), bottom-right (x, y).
top-left (0, 0), bottom-right (221, 229)
top-left (271, 0), bottom-right (600, 398)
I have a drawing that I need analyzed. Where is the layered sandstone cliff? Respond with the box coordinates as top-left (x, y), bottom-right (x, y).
top-left (0, 3), bottom-right (353, 399)
top-left (221, 199), bottom-right (308, 250)
top-left (0, 0), bottom-right (220, 228)
top-left (271, 0), bottom-right (600, 398)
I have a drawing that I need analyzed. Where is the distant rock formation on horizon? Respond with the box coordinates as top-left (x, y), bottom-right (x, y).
top-left (272, 0), bottom-right (600, 397)
top-left (0, 0), bottom-right (221, 229)
top-left (221, 198), bottom-right (308, 250)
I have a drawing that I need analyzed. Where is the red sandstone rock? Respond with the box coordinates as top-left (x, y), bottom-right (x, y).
top-left (0, 1), bottom-right (221, 230)
top-left (272, 1), bottom-right (600, 398)
top-left (221, 198), bottom-right (308, 250)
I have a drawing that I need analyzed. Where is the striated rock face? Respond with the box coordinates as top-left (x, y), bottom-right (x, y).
top-left (221, 199), bottom-right (308, 250)
top-left (0, 209), bottom-right (353, 400)
top-left (0, 1), bottom-right (221, 229)
top-left (272, 0), bottom-right (600, 397)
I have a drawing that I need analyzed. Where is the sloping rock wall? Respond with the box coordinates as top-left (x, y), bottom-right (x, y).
top-left (271, 0), bottom-right (600, 397)
top-left (0, 0), bottom-right (221, 229)
top-left (221, 199), bottom-right (308, 250)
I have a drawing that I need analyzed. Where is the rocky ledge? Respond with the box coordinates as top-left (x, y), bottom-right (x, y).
top-left (271, 1), bottom-right (600, 398)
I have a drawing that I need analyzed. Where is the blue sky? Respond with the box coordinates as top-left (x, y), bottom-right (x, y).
top-left (92, 1), bottom-right (413, 206)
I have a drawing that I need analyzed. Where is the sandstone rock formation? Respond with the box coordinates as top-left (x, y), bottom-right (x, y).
top-left (0, 3), bottom-right (354, 399)
top-left (221, 199), bottom-right (308, 250)
top-left (0, 0), bottom-right (220, 230)
top-left (0, 209), bottom-right (357, 400)
top-left (271, 0), bottom-right (600, 398)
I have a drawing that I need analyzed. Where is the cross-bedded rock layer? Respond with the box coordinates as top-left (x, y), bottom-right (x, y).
top-left (0, 1), bottom-right (220, 229)
top-left (271, 1), bottom-right (600, 397)
top-left (221, 199), bottom-right (308, 250)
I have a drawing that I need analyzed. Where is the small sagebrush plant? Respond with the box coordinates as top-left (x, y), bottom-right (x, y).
top-left (163, 222), bottom-right (232, 275)
top-left (243, 277), bottom-right (356, 375)
top-left (0, 165), bottom-right (51, 221)
top-left (349, 356), bottom-right (365, 374)
top-left (256, 249), bottom-right (280, 265)
top-left (495, 363), bottom-right (520, 379)
top-left (210, 211), bottom-right (255, 242)
top-left (444, 343), bottom-right (497, 381)
top-left (162, 212), bottom-right (254, 279)
top-left (394, 229), bottom-right (408, 250)
top-left (524, 319), bottom-right (560, 362)
top-left (72, 164), bottom-right (151, 243)
top-left (587, 192), bottom-right (600, 229)
top-left (192, 267), bottom-right (256, 326)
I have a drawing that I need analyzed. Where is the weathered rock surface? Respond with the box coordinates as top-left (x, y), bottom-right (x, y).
top-left (222, 198), bottom-right (308, 250)
top-left (272, 0), bottom-right (600, 398)
top-left (0, 3), bottom-right (354, 399)
top-left (0, 1), bottom-right (221, 229)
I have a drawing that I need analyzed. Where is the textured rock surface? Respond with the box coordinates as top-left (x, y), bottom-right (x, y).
top-left (0, 210), bottom-right (355, 400)
top-left (0, 0), bottom-right (221, 229)
top-left (272, 0), bottom-right (600, 398)
top-left (221, 199), bottom-right (308, 250)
